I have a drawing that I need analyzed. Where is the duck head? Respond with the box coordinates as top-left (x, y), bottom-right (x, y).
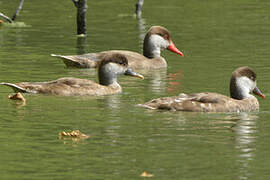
top-left (143, 26), bottom-right (184, 58)
top-left (98, 53), bottom-right (144, 86)
top-left (230, 66), bottom-right (265, 100)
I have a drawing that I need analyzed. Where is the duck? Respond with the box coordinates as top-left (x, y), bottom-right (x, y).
top-left (138, 66), bottom-right (265, 112)
top-left (51, 26), bottom-right (184, 69)
top-left (0, 53), bottom-right (144, 96)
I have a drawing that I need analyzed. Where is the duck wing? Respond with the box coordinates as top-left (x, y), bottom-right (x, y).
top-left (137, 95), bottom-right (181, 110)
top-left (171, 93), bottom-right (229, 112)
top-left (138, 93), bottom-right (231, 112)
top-left (187, 92), bottom-right (227, 103)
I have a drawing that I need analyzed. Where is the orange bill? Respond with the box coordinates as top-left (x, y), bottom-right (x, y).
top-left (253, 86), bottom-right (265, 99)
top-left (167, 42), bottom-right (184, 57)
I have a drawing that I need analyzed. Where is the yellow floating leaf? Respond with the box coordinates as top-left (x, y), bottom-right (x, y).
top-left (59, 130), bottom-right (90, 140)
top-left (140, 171), bottom-right (154, 177)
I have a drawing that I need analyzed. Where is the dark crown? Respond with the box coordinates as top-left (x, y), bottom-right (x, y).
top-left (98, 53), bottom-right (128, 70)
top-left (233, 66), bottom-right (256, 81)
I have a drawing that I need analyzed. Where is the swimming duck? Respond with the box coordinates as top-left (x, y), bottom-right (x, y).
top-left (138, 66), bottom-right (265, 112)
top-left (0, 53), bottom-right (144, 96)
top-left (51, 26), bottom-right (183, 69)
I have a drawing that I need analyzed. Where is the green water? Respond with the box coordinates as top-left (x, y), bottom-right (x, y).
top-left (0, 0), bottom-right (270, 179)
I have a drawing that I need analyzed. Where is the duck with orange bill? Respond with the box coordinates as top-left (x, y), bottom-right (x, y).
top-left (52, 26), bottom-right (183, 69)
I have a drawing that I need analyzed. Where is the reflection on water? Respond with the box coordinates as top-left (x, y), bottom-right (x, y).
top-left (136, 17), bottom-right (146, 42)
top-left (230, 113), bottom-right (258, 180)
top-left (0, 25), bottom-right (26, 48)
top-left (7, 99), bottom-right (27, 117)
top-left (10, 98), bottom-right (26, 108)
top-left (137, 68), bottom-right (183, 96)
top-left (102, 94), bottom-right (122, 110)
top-left (164, 112), bottom-right (259, 179)
top-left (138, 68), bottom-right (167, 95)
top-left (135, 0), bottom-right (144, 18)
top-left (167, 69), bottom-right (183, 94)
top-left (76, 36), bottom-right (86, 54)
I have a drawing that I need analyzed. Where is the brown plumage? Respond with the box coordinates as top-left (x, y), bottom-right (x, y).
top-left (51, 26), bottom-right (183, 69)
top-left (138, 67), bottom-right (265, 112)
top-left (0, 53), bottom-right (144, 96)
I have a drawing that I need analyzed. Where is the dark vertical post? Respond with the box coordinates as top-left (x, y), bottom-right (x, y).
top-left (72, 0), bottom-right (88, 36)
top-left (12, 0), bottom-right (25, 21)
top-left (135, 0), bottom-right (144, 18)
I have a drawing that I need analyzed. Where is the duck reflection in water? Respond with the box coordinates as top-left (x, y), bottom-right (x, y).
top-left (228, 113), bottom-right (259, 179)
top-left (167, 69), bottom-right (183, 94)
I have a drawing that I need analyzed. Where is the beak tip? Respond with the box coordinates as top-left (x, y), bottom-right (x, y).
top-left (253, 86), bottom-right (265, 99)
top-left (167, 43), bottom-right (184, 57)
top-left (125, 68), bottom-right (144, 80)
top-left (138, 75), bottom-right (144, 80)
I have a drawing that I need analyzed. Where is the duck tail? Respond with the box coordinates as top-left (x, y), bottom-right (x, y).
top-left (51, 54), bottom-right (82, 67)
top-left (0, 82), bottom-right (29, 93)
top-left (51, 54), bottom-right (76, 62)
top-left (136, 103), bottom-right (157, 110)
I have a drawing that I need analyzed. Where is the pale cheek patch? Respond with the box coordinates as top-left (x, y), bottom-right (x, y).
top-left (236, 76), bottom-right (255, 91)
top-left (149, 34), bottom-right (169, 49)
top-left (236, 76), bottom-right (255, 98)
top-left (106, 63), bottom-right (124, 75)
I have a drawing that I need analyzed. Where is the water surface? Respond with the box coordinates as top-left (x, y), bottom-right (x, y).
top-left (0, 0), bottom-right (270, 179)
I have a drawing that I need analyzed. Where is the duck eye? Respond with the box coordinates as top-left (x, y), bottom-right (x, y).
top-left (118, 61), bottom-right (126, 66)
top-left (163, 34), bottom-right (169, 40)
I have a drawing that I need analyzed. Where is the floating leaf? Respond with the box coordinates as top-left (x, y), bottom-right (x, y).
top-left (140, 171), bottom-right (154, 177)
top-left (59, 130), bottom-right (90, 140)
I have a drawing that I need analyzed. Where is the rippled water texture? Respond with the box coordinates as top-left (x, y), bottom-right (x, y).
top-left (0, 0), bottom-right (270, 179)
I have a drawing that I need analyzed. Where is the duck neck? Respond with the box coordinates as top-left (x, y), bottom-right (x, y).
top-left (230, 77), bottom-right (253, 100)
top-left (98, 66), bottom-right (119, 86)
top-left (143, 35), bottom-right (162, 58)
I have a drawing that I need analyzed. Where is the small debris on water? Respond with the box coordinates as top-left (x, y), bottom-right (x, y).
top-left (8, 92), bottom-right (26, 102)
